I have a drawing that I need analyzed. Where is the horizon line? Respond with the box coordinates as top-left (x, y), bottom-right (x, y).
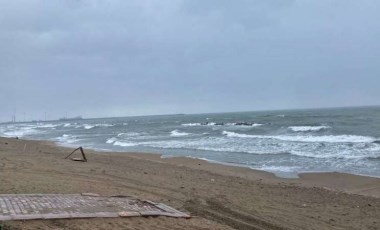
top-left (1, 104), bottom-right (380, 124)
top-left (41, 104), bottom-right (380, 122)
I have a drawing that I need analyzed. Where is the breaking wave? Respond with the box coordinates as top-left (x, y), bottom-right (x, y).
top-left (35, 123), bottom-right (61, 128)
top-left (117, 132), bottom-right (141, 137)
top-left (55, 134), bottom-right (79, 144)
top-left (222, 131), bottom-right (376, 143)
top-left (181, 122), bottom-right (263, 127)
top-left (2, 126), bottom-right (42, 137)
top-left (113, 141), bottom-right (138, 147)
top-left (83, 123), bottom-right (115, 129)
top-left (2, 109), bottom-right (380, 178)
top-left (106, 137), bottom-right (118, 144)
top-left (170, 130), bottom-right (190, 137)
top-left (288, 126), bottom-right (330, 132)
top-left (182, 123), bottom-right (201, 127)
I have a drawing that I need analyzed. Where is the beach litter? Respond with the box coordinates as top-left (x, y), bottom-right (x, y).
top-left (0, 193), bottom-right (190, 221)
top-left (64, 147), bottom-right (88, 162)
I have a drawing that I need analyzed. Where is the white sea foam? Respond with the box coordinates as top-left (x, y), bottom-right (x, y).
top-left (3, 126), bottom-right (42, 137)
top-left (170, 130), bottom-right (190, 137)
top-left (182, 123), bottom-right (202, 127)
top-left (55, 134), bottom-right (79, 144)
top-left (36, 123), bottom-right (60, 128)
top-left (121, 136), bottom-right (380, 162)
top-left (288, 126), bottom-right (330, 132)
top-left (222, 131), bottom-right (254, 138)
top-left (222, 131), bottom-right (375, 143)
top-left (117, 132), bottom-right (141, 137)
top-left (226, 123), bottom-right (263, 127)
top-left (258, 165), bottom-right (300, 173)
top-left (84, 125), bottom-right (95, 129)
top-left (135, 138), bottom-right (271, 155)
top-left (96, 124), bottom-right (114, 127)
top-left (82, 123), bottom-right (114, 129)
top-left (113, 141), bottom-right (138, 147)
top-left (256, 165), bottom-right (301, 177)
top-left (181, 122), bottom-right (218, 127)
top-left (276, 135), bottom-right (375, 143)
top-left (283, 149), bottom-right (372, 159)
top-left (182, 122), bottom-right (262, 127)
top-left (106, 137), bottom-right (118, 144)
top-left (63, 123), bottom-right (71, 127)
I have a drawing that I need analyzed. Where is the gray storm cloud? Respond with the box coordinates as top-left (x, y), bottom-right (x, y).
top-left (0, 0), bottom-right (379, 121)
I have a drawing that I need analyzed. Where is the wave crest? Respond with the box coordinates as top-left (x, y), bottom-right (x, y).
top-left (113, 141), bottom-right (138, 147)
top-left (170, 130), bottom-right (190, 137)
top-left (181, 122), bottom-right (263, 127)
top-left (182, 123), bottom-right (201, 127)
top-left (222, 131), bottom-right (375, 143)
top-left (55, 134), bottom-right (79, 144)
top-left (288, 126), bottom-right (330, 132)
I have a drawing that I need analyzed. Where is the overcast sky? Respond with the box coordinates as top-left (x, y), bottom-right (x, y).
top-left (0, 0), bottom-right (379, 122)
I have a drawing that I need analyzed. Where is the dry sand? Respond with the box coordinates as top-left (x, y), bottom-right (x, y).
top-left (0, 136), bottom-right (379, 230)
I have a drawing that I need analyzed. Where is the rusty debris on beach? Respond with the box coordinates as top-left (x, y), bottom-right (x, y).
top-left (0, 194), bottom-right (190, 221)
top-left (64, 147), bottom-right (88, 162)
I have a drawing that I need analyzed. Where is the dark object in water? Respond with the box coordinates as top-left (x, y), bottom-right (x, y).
top-left (235, 122), bottom-right (254, 126)
top-left (199, 122), bottom-right (257, 126)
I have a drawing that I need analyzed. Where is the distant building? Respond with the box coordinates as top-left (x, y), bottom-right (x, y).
top-left (59, 116), bottom-right (83, 121)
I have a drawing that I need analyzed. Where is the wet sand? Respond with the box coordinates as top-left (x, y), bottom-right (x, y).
top-left (0, 137), bottom-right (379, 229)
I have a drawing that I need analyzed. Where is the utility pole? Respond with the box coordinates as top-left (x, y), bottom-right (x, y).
top-left (13, 109), bottom-right (16, 123)
top-left (44, 112), bottom-right (47, 122)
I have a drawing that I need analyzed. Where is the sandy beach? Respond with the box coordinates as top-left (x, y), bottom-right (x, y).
top-left (0, 137), bottom-right (379, 230)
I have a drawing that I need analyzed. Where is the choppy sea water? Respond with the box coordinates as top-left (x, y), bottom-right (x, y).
top-left (1, 106), bottom-right (380, 178)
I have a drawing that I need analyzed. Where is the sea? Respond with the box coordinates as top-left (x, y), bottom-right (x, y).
top-left (1, 106), bottom-right (380, 178)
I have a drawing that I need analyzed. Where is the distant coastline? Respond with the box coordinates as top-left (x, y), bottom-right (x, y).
top-left (59, 116), bottom-right (83, 121)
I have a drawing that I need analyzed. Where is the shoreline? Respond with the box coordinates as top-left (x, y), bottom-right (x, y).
top-left (4, 136), bottom-right (380, 199)
top-left (1, 136), bottom-right (380, 229)
top-left (48, 136), bottom-right (380, 181)
top-left (54, 137), bottom-right (380, 183)
top-left (5, 136), bottom-right (380, 198)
